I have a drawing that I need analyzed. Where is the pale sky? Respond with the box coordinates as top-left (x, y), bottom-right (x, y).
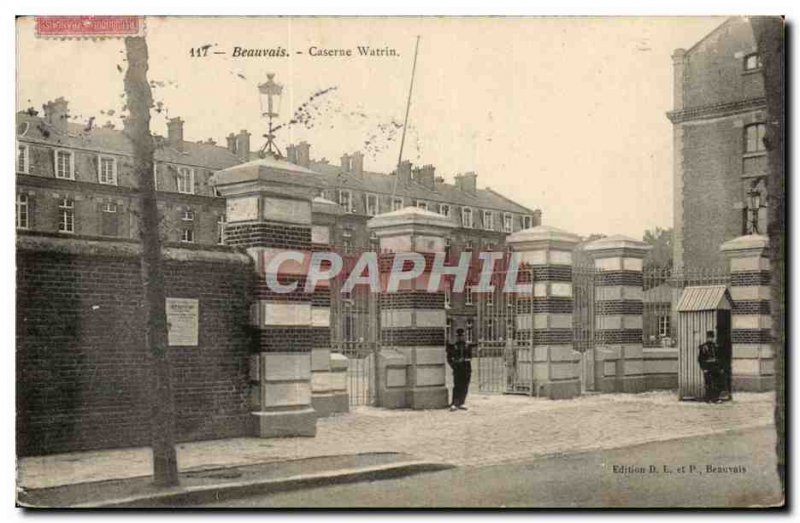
top-left (16, 16), bottom-right (725, 238)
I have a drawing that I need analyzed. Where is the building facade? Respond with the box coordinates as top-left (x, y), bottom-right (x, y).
top-left (668, 17), bottom-right (768, 269)
top-left (16, 97), bottom-right (541, 343)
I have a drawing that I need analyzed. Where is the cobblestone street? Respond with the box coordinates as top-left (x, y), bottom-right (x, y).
top-left (19, 391), bottom-right (775, 490)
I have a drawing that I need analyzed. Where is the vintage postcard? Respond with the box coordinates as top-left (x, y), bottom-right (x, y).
top-left (14, 15), bottom-right (785, 508)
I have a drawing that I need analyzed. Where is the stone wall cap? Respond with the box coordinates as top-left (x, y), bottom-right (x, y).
top-left (507, 225), bottom-right (581, 246)
top-left (312, 196), bottom-right (345, 215)
top-left (367, 206), bottom-right (456, 230)
top-left (583, 234), bottom-right (651, 253)
top-left (720, 234), bottom-right (769, 253)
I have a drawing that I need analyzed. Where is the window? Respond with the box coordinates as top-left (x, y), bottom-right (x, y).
top-left (181, 228), bottom-right (194, 243)
top-left (744, 53), bottom-right (762, 71)
top-left (485, 290), bottom-right (494, 307)
top-left (343, 238), bottom-right (353, 254)
top-left (101, 202), bottom-right (119, 237)
top-left (465, 285), bottom-right (474, 306)
top-left (177, 167), bottom-right (195, 194)
top-left (503, 213), bottom-right (513, 233)
top-left (416, 200), bottom-right (428, 211)
top-left (153, 163), bottom-right (159, 190)
top-left (483, 210), bottom-right (494, 230)
top-left (465, 240), bottom-right (474, 251)
top-left (54, 150), bottom-right (74, 180)
top-left (366, 193), bottom-right (379, 216)
top-left (446, 318), bottom-right (453, 342)
top-left (58, 197), bottom-right (74, 233)
top-left (462, 207), bottom-right (473, 229)
top-left (339, 190), bottom-right (353, 211)
top-left (658, 315), bottom-right (671, 338)
top-left (439, 203), bottom-right (451, 217)
top-left (17, 144), bottom-right (29, 174)
top-left (466, 319), bottom-right (475, 343)
top-left (182, 208), bottom-right (195, 221)
top-left (522, 215), bottom-right (533, 229)
top-left (98, 156), bottom-right (117, 185)
top-left (444, 284), bottom-right (452, 309)
top-left (445, 237), bottom-right (452, 257)
top-left (391, 197), bottom-right (404, 212)
top-left (16, 194), bottom-right (29, 229)
top-left (217, 214), bottom-right (226, 245)
top-left (745, 123), bottom-right (767, 154)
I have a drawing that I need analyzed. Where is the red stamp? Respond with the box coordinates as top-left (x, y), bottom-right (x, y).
top-left (35, 16), bottom-right (144, 38)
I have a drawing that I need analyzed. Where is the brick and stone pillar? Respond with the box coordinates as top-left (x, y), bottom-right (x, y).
top-left (368, 207), bottom-right (454, 409)
top-left (309, 197), bottom-right (348, 416)
top-left (506, 225), bottom-right (581, 399)
top-left (211, 158), bottom-right (319, 437)
top-left (584, 235), bottom-right (650, 393)
top-left (720, 234), bottom-right (775, 391)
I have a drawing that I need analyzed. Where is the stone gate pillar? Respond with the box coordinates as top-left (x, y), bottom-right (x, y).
top-left (720, 235), bottom-right (775, 391)
top-left (211, 158), bottom-right (319, 437)
top-left (368, 207), bottom-right (454, 409)
top-left (584, 235), bottom-right (650, 393)
top-left (506, 225), bottom-right (581, 399)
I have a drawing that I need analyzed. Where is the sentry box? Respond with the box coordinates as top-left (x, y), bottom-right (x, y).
top-left (676, 285), bottom-right (732, 401)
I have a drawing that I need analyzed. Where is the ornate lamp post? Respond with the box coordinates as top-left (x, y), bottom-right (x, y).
top-left (257, 73), bottom-right (283, 158)
top-left (746, 179), bottom-right (767, 234)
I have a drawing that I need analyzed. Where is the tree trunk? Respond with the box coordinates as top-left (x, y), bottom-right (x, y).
top-left (749, 16), bottom-right (784, 494)
top-left (124, 36), bottom-right (179, 487)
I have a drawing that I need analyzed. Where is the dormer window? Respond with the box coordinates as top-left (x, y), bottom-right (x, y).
top-left (744, 53), bottom-right (762, 71)
top-left (98, 155), bottom-right (117, 185)
top-left (462, 207), bottom-right (474, 229)
top-left (366, 193), bottom-right (379, 216)
top-left (503, 213), bottom-right (513, 233)
top-left (339, 189), bottom-right (353, 211)
top-left (391, 197), bottom-right (404, 212)
top-left (483, 210), bottom-right (494, 231)
top-left (522, 215), bottom-right (533, 229)
top-left (54, 149), bottom-right (74, 180)
top-left (17, 144), bottom-right (29, 174)
top-left (439, 203), bottom-right (451, 217)
top-left (177, 167), bottom-right (195, 194)
top-left (416, 200), bottom-right (428, 211)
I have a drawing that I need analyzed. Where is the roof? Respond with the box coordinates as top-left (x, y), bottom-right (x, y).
top-left (307, 160), bottom-right (535, 215)
top-left (677, 285), bottom-right (731, 312)
top-left (16, 111), bottom-right (242, 170)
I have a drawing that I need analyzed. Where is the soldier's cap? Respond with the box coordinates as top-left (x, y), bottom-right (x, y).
top-left (706, 330), bottom-right (715, 337)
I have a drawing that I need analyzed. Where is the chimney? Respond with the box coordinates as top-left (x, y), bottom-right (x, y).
top-left (533, 209), bottom-right (543, 226)
top-left (234, 130), bottom-right (250, 161)
top-left (296, 141), bottom-right (311, 168)
top-left (226, 132), bottom-right (237, 154)
top-left (286, 144), bottom-right (297, 164)
top-left (416, 164), bottom-right (435, 190)
top-left (397, 160), bottom-right (412, 184)
top-left (43, 97), bottom-right (69, 134)
top-left (351, 151), bottom-right (364, 176)
top-left (167, 117), bottom-right (184, 150)
top-left (340, 153), bottom-right (351, 173)
top-left (671, 48), bottom-right (687, 111)
top-left (456, 171), bottom-right (477, 194)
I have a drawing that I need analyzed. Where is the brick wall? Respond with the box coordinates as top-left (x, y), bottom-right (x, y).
top-left (16, 236), bottom-right (256, 456)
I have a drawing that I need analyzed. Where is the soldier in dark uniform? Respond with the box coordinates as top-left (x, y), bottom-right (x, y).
top-left (698, 330), bottom-right (722, 403)
top-left (447, 328), bottom-right (474, 411)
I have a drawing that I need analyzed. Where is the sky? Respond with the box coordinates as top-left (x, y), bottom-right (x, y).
top-left (16, 16), bottom-right (725, 238)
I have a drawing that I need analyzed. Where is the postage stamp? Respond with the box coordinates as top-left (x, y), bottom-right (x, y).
top-left (34, 16), bottom-right (144, 39)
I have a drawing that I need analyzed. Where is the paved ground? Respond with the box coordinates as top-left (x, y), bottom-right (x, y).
top-left (205, 426), bottom-right (783, 508)
top-left (19, 391), bottom-right (775, 490)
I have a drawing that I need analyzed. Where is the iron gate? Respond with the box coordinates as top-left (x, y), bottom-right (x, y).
top-left (476, 266), bottom-right (535, 394)
top-left (330, 254), bottom-right (381, 406)
top-left (475, 263), bottom-right (602, 394)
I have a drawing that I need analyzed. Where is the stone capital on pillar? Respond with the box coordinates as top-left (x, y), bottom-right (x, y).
top-left (720, 234), bottom-right (773, 392)
top-left (583, 234), bottom-right (651, 264)
top-left (212, 157), bottom-right (321, 437)
top-left (367, 206), bottom-right (456, 252)
top-left (506, 225), bottom-right (582, 399)
top-left (368, 207), bottom-right (454, 409)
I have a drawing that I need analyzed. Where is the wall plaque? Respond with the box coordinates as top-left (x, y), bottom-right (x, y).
top-left (166, 298), bottom-right (199, 346)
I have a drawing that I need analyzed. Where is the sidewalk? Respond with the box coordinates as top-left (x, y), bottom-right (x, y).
top-left (18, 391), bottom-right (775, 504)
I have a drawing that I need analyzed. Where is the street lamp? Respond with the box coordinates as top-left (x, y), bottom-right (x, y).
top-left (746, 180), bottom-right (766, 234)
top-left (257, 73), bottom-right (283, 158)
